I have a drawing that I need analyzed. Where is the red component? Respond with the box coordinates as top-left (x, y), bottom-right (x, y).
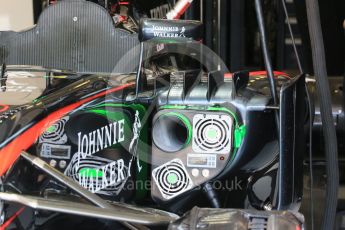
top-left (111, 3), bottom-right (118, 12)
top-left (118, 15), bottom-right (127, 23)
top-left (119, 1), bottom-right (129, 5)
top-left (220, 156), bottom-right (225, 161)
top-left (224, 71), bottom-right (290, 79)
top-left (249, 71), bottom-right (290, 78)
top-left (167, 0), bottom-right (192, 20)
top-left (0, 207), bottom-right (25, 230)
top-left (0, 83), bottom-right (134, 176)
top-left (173, 3), bottom-right (191, 19)
top-left (0, 105), bottom-right (9, 113)
top-left (224, 73), bottom-right (232, 79)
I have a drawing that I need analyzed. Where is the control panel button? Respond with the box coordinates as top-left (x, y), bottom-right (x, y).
top-left (49, 159), bottom-right (57, 168)
top-left (59, 160), bottom-right (67, 169)
top-left (191, 168), bottom-right (199, 177)
top-left (202, 169), bottom-right (210, 178)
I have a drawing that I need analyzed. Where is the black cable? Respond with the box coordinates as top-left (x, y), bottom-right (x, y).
top-left (202, 182), bottom-right (221, 208)
top-left (305, 0), bottom-right (339, 229)
top-left (254, 0), bottom-right (280, 133)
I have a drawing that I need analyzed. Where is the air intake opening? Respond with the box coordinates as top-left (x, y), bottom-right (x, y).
top-left (153, 113), bottom-right (191, 152)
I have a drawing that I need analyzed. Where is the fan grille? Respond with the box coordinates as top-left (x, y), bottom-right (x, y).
top-left (39, 116), bottom-right (69, 144)
top-left (152, 159), bottom-right (193, 200)
top-left (192, 114), bottom-right (233, 154)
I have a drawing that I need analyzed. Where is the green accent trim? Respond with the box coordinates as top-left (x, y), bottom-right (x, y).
top-left (161, 112), bottom-right (193, 147)
top-left (79, 168), bottom-right (103, 178)
top-left (87, 103), bottom-right (146, 115)
top-left (234, 125), bottom-right (246, 149)
top-left (160, 105), bottom-right (187, 110)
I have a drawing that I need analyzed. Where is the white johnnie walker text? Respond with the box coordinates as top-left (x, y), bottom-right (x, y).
top-left (79, 159), bottom-right (126, 193)
top-left (77, 120), bottom-right (125, 158)
top-left (152, 25), bottom-right (186, 38)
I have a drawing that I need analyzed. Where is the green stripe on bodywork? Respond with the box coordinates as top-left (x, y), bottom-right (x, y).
top-left (79, 168), bottom-right (103, 178)
top-left (234, 125), bottom-right (246, 149)
top-left (88, 103), bottom-right (146, 115)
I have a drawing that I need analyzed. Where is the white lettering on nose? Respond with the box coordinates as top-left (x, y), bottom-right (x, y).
top-left (89, 131), bottom-right (96, 154)
top-left (118, 120), bottom-right (125, 142)
top-left (77, 159), bottom-right (128, 194)
top-left (117, 159), bottom-right (125, 183)
top-left (77, 119), bottom-right (126, 159)
top-left (74, 118), bottom-right (128, 194)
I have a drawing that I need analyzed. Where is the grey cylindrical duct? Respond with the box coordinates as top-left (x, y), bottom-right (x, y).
top-left (153, 113), bottom-right (191, 153)
top-left (305, 0), bottom-right (339, 229)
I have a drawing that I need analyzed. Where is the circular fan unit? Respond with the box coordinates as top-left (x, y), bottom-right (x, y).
top-left (39, 117), bottom-right (69, 144)
top-left (152, 159), bottom-right (193, 200)
top-left (192, 114), bottom-right (233, 154)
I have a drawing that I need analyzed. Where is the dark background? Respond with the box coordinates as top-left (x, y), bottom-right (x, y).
top-left (27, 0), bottom-right (345, 76)
top-left (180, 0), bottom-right (345, 76)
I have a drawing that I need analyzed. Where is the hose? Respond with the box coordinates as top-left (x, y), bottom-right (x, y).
top-left (254, 0), bottom-right (280, 132)
top-left (305, 0), bottom-right (339, 229)
top-left (202, 182), bottom-right (221, 208)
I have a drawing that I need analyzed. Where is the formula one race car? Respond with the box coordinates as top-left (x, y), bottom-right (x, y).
top-left (0, 1), bottom-right (308, 229)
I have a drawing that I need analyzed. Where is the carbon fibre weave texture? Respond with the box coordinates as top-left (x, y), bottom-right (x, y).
top-left (0, 0), bottom-right (140, 73)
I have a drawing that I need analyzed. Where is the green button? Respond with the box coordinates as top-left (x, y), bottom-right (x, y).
top-left (167, 173), bottom-right (178, 184)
